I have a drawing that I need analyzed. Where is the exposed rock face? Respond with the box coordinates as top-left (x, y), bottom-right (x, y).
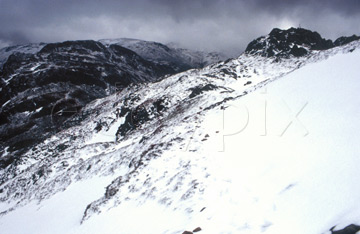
top-left (331, 224), bottom-right (360, 234)
top-left (181, 227), bottom-right (202, 234)
top-left (245, 27), bottom-right (360, 58)
top-left (188, 84), bottom-right (218, 98)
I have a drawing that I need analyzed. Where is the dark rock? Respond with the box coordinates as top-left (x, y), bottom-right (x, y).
top-left (189, 84), bottom-right (218, 98)
top-left (104, 176), bottom-right (127, 199)
top-left (334, 35), bottom-right (360, 47)
top-left (152, 98), bottom-right (167, 113)
top-left (0, 155), bottom-right (16, 169)
top-left (39, 40), bottom-right (106, 54)
top-left (116, 98), bottom-right (168, 139)
top-left (115, 109), bottom-right (135, 138)
top-left (290, 44), bottom-right (308, 57)
top-left (245, 27), bottom-right (335, 58)
top-left (193, 227), bottom-right (202, 232)
top-left (94, 122), bottom-right (103, 132)
top-left (55, 144), bottom-right (69, 152)
top-left (331, 224), bottom-right (360, 234)
top-left (182, 231), bottom-right (193, 234)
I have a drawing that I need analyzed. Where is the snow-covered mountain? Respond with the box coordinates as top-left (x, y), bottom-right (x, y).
top-left (0, 39), bottom-right (225, 169)
top-left (0, 28), bottom-right (360, 234)
top-left (99, 38), bottom-right (226, 72)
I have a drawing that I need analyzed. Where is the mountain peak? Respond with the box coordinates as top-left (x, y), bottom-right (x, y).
top-left (245, 27), bottom-right (359, 58)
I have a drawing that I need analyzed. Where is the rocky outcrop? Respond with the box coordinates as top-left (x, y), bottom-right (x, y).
top-left (115, 97), bottom-right (169, 139)
top-left (245, 27), bottom-right (360, 58)
top-left (182, 227), bottom-right (202, 234)
top-left (331, 224), bottom-right (360, 234)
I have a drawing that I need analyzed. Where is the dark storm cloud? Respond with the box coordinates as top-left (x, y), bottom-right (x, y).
top-left (0, 0), bottom-right (359, 56)
top-left (247, 0), bottom-right (360, 15)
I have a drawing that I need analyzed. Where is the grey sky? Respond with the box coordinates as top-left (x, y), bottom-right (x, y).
top-left (0, 0), bottom-right (359, 56)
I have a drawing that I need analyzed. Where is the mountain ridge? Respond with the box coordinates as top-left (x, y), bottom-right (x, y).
top-left (245, 27), bottom-right (360, 57)
top-left (99, 38), bottom-right (226, 71)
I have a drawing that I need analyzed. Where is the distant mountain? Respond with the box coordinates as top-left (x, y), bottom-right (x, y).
top-left (99, 38), bottom-right (226, 72)
top-left (245, 27), bottom-right (360, 57)
top-left (0, 43), bottom-right (46, 69)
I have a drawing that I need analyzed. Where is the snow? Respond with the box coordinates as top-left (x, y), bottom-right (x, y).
top-left (4, 74), bottom-right (16, 84)
top-left (1, 99), bottom-right (11, 107)
top-left (0, 176), bottom-right (113, 234)
top-left (86, 116), bottom-right (126, 145)
top-left (29, 63), bottom-right (40, 71)
top-left (35, 107), bottom-right (43, 113)
top-left (73, 200), bottom-right (190, 234)
top-left (1, 42), bottom-right (360, 234)
top-left (204, 49), bottom-right (360, 234)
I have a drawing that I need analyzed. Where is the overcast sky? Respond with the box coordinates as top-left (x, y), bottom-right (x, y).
top-left (0, 0), bottom-right (359, 56)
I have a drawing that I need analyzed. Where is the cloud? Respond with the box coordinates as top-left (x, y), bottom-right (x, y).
top-left (0, 0), bottom-right (359, 56)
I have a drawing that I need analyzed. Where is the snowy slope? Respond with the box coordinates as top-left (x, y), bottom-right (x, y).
top-left (0, 39), bottom-right (359, 234)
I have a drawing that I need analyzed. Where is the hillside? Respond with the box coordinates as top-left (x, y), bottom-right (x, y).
top-left (0, 39), bottom-right (224, 168)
